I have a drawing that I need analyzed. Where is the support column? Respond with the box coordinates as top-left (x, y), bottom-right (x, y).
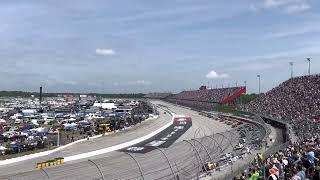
top-left (191, 139), bottom-right (213, 162)
top-left (183, 140), bottom-right (209, 175)
top-left (40, 168), bottom-right (51, 180)
top-left (126, 153), bottom-right (145, 180)
top-left (205, 135), bottom-right (223, 153)
top-left (88, 159), bottom-right (105, 180)
top-left (154, 147), bottom-right (178, 180)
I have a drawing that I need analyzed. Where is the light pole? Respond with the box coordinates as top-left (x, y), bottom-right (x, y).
top-left (307, 57), bottom-right (311, 75)
top-left (257, 75), bottom-right (261, 94)
top-left (289, 62), bottom-right (293, 78)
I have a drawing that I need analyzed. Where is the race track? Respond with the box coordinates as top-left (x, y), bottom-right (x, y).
top-left (0, 100), bottom-right (252, 179)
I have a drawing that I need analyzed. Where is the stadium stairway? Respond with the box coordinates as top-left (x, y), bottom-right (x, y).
top-left (221, 87), bottom-right (246, 104)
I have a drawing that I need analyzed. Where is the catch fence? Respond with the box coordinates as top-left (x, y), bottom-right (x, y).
top-left (2, 127), bottom-right (263, 180)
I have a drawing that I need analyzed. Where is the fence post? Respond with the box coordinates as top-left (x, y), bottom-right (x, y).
top-left (217, 132), bottom-right (235, 150)
top-left (126, 152), bottom-right (145, 180)
top-left (183, 140), bottom-right (209, 175)
top-left (191, 139), bottom-right (213, 162)
top-left (40, 168), bottom-right (51, 180)
top-left (154, 147), bottom-right (178, 180)
top-left (88, 159), bottom-right (105, 180)
top-left (227, 130), bottom-right (238, 141)
top-left (205, 136), bottom-right (223, 153)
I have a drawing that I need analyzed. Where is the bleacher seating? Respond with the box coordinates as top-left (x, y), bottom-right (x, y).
top-left (165, 86), bottom-right (246, 111)
top-left (241, 74), bottom-right (320, 140)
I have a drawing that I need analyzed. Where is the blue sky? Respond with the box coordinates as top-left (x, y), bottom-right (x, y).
top-left (0, 0), bottom-right (319, 93)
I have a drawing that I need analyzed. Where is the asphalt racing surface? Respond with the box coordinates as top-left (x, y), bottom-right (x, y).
top-left (0, 100), bottom-right (236, 179)
top-left (153, 101), bottom-right (231, 142)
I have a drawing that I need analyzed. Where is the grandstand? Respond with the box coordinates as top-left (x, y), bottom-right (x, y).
top-left (165, 86), bottom-right (246, 111)
top-left (234, 74), bottom-right (320, 180)
top-left (241, 74), bottom-right (320, 140)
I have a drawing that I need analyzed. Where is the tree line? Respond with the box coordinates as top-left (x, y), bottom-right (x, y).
top-left (0, 91), bottom-right (145, 98)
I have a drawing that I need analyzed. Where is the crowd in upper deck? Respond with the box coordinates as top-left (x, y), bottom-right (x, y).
top-left (241, 75), bottom-right (320, 140)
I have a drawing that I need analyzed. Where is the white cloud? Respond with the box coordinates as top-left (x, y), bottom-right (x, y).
top-left (264, 24), bottom-right (320, 39)
top-left (284, 3), bottom-right (310, 14)
top-left (206, 70), bottom-right (229, 79)
top-left (135, 80), bottom-right (152, 85)
top-left (95, 48), bottom-right (116, 56)
top-left (249, 4), bottom-right (260, 12)
top-left (264, 0), bottom-right (293, 8)
top-left (263, 0), bottom-right (311, 14)
top-left (221, 43), bottom-right (320, 72)
top-left (113, 80), bottom-right (152, 86)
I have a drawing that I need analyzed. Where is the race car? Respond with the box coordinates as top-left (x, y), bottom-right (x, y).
top-left (202, 162), bottom-right (216, 171)
top-left (234, 143), bottom-right (244, 150)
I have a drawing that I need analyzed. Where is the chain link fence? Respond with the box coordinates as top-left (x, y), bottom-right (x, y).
top-left (1, 111), bottom-right (272, 180)
top-left (218, 112), bottom-right (294, 180)
top-left (3, 127), bottom-right (260, 180)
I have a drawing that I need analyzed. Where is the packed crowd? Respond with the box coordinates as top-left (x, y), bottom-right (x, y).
top-left (234, 138), bottom-right (320, 180)
top-left (241, 75), bottom-right (320, 140)
top-left (164, 86), bottom-right (244, 110)
top-left (170, 87), bottom-right (242, 103)
top-left (165, 98), bottom-right (216, 111)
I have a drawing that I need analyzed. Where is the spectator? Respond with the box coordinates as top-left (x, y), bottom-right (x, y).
top-left (296, 164), bottom-right (305, 180)
top-left (241, 75), bottom-right (320, 140)
top-left (166, 87), bottom-right (245, 111)
top-left (235, 137), bottom-right (320, 180)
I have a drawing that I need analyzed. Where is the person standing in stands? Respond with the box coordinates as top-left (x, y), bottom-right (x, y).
top-left (296, 164), bottom-right (305, 180)
top-left (249, 168), bottom-right (259, 180)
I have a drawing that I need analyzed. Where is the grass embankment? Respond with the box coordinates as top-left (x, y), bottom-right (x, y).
top-left (212, 104), bottom-right (254, 117)
top-left (212, 94), bottom-right (258, 117)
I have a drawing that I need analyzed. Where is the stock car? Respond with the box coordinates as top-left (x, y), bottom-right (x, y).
top-left (233, 143), bottom-right (244, 150)
top-left (240, 138), bottom-right (246, 144)
top-left (231, 124), bottom-right (238, 128)
top-left (219, 153), bottom-right (233, 162)
top-left (202, 162), bottom-right (216, 171)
